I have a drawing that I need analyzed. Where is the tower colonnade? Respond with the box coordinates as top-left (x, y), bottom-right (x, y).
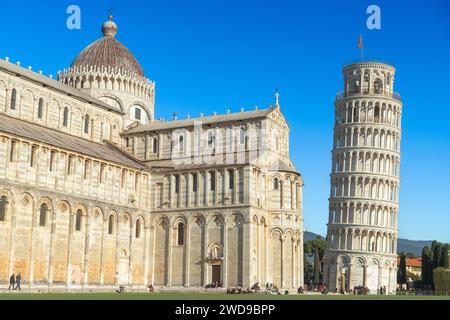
top-left (324, 62), bottom-right (403, 294)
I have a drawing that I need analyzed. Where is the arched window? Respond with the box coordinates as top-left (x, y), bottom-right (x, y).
top-left (0, 196), bottom-right (8, 221)
top-left (75, 209), bottom-right (82, 231)
top-left (374, 106), bottom-right (380, 123)
top-left (374, 79), bottom-right (383, 94)
top-left (38, 98), bottom-right (44, 119)
top-left (175, 175), bottom-right (180, 193)
top-left (121, 169), bottom-right (127, 188)
top-left (208, 131), bottom-right (215, 151)
top-left (135, 219), bottom-right (141, 238)
top-left (177, 222), bottom-right (185, 245)
top-left (228, 169), bottom-right (234, 189)
top-left (210, 172), bottom-right (216, 191)
top-left (84, 115), bottom-right (90, 134)
top-left (63, 107), bottom-right (69, 127)
top-left (134, 107), bottom-right (142, 121)
top-left (353, 107), bottom-right (359, 122)
top-left (179, 135), bottom-right (184, 152)
top-left (240, 127), bottom-right (246, 144)
top-left (108, 215), bottom-right (114, 235)
top-left (39, 203), bottom-right (48, 227)
top-left (153, 137), bottom-right (158, 154)
top-left (84, 159), bottom-right (90, 179)
top-left (273, 178), bottom-right (279, 190)
top-left (10, 89), bottom-right (16, 110)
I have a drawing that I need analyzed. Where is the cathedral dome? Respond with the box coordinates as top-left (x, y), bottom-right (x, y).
top-left (70, 15), bottom-right (144, 77)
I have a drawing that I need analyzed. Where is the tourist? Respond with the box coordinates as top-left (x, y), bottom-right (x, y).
top-left (8, 273), bottom-right (15, 290)
top-left (15, 273), bottom-right (21, 290)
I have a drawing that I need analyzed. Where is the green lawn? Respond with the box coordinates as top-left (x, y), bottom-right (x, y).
top-left (0, 292), bottom-right (449, 300)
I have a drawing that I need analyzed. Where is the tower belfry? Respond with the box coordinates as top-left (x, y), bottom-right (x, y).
top-left (323, 61), bottom-right (403, 294)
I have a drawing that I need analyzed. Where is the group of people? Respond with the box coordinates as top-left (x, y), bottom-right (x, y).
top-left (378, 286), bottom-right (387, 295)
top-left (265, 283), bottom-right (282, 295)
top-left (226, 282), bottom-right (261, 294)
top-left (211, 282), bottom-right (222, 288)
top-left (343, 286), bottom-right (369, 295)
top-left (8, 273), bottom-right (22, 291)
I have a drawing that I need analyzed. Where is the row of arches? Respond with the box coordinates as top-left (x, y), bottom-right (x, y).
top-left (344, 71), bottom-right (393, 97)
top-left (326, 253), bottom-right (397, 293)
top-left (2, 137), bottom-right (147, 208)
top-left (0, 82), bottom-right (122, 144)
top-left (271, 175), bottom-right (302, 211)
top-left (328, 202), bottom-right (398, 228)
top-left (0, 188), bottom-right (146, 285)
top-left (327, 228), bottom-right (397, 255)
top-left (334, 127), bottom-right (401, 152)
top-left (332, 151), bottom-right (400, 177)
top-left (330, 176), bottom-right (400, 202)
top-left (0, 191), bottom-right (145, 237)
top-left (59, 67), bottom-right (154, 102)
top-left (150, 212), bottom-right (246, 287)
top-left (335, 100), bottom-right (401, 127)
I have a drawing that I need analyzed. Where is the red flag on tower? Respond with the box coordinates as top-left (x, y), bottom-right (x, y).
top-left (358, 34), bottom-right (364, 62)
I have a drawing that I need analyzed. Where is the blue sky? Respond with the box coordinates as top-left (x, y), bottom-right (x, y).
top-left (0, 0), bottom-right (449, 242)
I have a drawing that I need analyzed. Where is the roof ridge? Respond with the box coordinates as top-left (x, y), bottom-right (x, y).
top-left (0, 113), bottom-right (145, 170)
top-left (0, 59), bottom-right (124, 115)
top-left (125, 107), bottom-right (275, 134)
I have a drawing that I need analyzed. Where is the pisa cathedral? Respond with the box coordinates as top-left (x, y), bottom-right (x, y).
top-left (324, 61), bottom-right (402, 294)
top-left (0, 16), bottom-right (304, 291)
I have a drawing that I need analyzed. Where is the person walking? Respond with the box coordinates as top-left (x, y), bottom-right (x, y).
top-left (15, 273), bottom-right (21, 291)
top-left (8, 273), bottom-right (15, 291)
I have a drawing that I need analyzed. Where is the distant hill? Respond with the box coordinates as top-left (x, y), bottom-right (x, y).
top-left (397, 239), bottom-right (432, 257)
top-left (304, 231), bottom-right (324, 242)
top-left (304, 231), bottom-right (431, 257)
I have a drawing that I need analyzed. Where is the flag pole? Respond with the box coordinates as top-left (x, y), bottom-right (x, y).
top-left (359, 34), bottom-right (365, 62)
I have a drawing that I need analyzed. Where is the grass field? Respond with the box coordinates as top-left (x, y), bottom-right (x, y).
top-left (0, 292), bottom-right (449, 300)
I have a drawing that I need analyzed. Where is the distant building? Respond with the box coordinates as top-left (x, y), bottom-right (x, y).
top-left (397, 257), bottom-right (422, 278)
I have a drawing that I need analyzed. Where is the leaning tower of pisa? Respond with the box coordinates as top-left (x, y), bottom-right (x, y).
top-left (323, 61), bottom-right (403, 294)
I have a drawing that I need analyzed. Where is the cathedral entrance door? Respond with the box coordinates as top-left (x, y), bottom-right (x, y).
top-left (118, 258), bottom-right (129, 285)
top-left (212, 265), bottom-right (221, 284)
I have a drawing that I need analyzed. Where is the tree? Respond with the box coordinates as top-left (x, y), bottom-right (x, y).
top-left (304, 236), bottom-right (327, 286)
top-left (433, 268), bottom-right (450, 292)
top-left (440, 244), bottom-right (449, 269)
top-left (431, 241), bottom-right (442, 269)
top-left (313, 246), bottom-right (321, 286)
top-left (304, 261), bottom-right (314, 286)
top-left (304, 236), bottom-right (327, 260)
top-left (421, 246), bottom-right (433, 289)
top-left (397, 252), bottom-right (407, 288)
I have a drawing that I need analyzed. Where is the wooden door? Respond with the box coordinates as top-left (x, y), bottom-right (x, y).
top-left (212, 265), bottom-right (221, 284)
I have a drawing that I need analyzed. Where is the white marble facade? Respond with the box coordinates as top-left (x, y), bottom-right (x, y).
top-left (324, 62), bottom-right (403, 294)
top-left (0, 16), bottom-right (304, 291)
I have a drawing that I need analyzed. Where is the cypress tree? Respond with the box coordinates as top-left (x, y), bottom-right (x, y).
top-left (313, 246), bottom-right (320, 286)
top-left (397, 252), bottom-right (407, 287)
top-left (432, 241), bottom-right (442, 269)
top-left (441, 244), bottom-right (449, 269)
top-left (422, 246), bottom-right (433, 288)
